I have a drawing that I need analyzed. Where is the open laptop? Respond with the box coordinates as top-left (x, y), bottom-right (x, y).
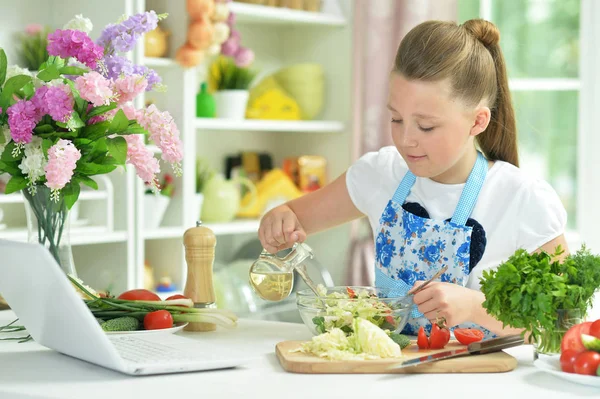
top-left (0, 239), bottom-right (255, 375)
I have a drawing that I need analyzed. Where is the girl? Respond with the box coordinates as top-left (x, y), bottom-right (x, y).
top-left (257, 19), bottom-right (568, 337)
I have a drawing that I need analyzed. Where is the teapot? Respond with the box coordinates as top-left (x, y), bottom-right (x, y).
top-left (248, 242), bottom-right (318, 301)
top-left (201, 174), bottom-right (257, 223)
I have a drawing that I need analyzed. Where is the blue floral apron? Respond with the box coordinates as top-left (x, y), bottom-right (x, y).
top-left (374, 152), bottom-right (495, 338)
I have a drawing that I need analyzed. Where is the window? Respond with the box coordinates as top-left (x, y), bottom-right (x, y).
top-left (458, 0), bottom-right (596, 250)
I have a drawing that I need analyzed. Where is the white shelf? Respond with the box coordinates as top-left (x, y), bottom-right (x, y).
top-left (0, 190), bottom-right (108, 204)
top-left (195, 118), bottom-right (344, 133)
top-left (230, 2), bottom-right (346, 26)
top-left (143, 57), bottom-right (178, 67)
top-left (0, 227), bottom-right (128, 246)
top-left (144, 219), bottom-right (260, 240)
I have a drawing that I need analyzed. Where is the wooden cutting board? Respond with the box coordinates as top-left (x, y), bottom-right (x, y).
top-left (276, 340), bottom-right (518, 374)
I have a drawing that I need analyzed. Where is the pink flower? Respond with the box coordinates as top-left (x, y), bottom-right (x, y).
top-left (7, 100), bottom-right (39, 144)
top-left (47, 29), bottom-right (104, 69)
top-left (137, 104), bottom-right (183, 168)
top-left (113, 74), bottom-right (147, 105)
top-left (226, 12), bottom-right (236, 27)
top-left (44, 139), bottom-right (81, 190)
top-left (221, 37), bottom-right (239, 57)
top-left (234, 47), bottom-right (254, 67)
top-left (124, 134), bottom-right (160, 185)
top-left (31, 85), bottom-right (74, 123)
top-left (25, 24), bottom-right (43, 35)
top-left (75, 71), bottom-right (114, 107)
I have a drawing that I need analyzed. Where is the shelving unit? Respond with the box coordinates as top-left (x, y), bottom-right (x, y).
top-left (132, 0), bottom-right (354, 322)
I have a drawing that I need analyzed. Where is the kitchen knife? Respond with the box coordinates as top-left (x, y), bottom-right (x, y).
top-left (388, 334), bottom-right (524, 369)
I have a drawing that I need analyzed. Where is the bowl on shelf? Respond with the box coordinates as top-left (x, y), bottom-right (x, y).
top-left (296, 286), bottom-right (413, 336)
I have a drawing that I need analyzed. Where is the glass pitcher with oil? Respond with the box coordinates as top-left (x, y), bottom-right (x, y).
top-left (249, 242), bottom-right (314, 301)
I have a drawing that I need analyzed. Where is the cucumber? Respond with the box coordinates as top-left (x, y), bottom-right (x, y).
top-left (101, 316), bottom-right (140, 332)
top-left (581, 334), bottom-right (600, 352)
top-left (389, 332), bottom-right (411, 349)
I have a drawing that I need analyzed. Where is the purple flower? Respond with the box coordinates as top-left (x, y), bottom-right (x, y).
top-left (7, 100), bottom-right (39, 144)
top-left (47, 29), bottom-right (104, 69)
top-left (97, 11), bottom-right (159, 54)
top-left (234, 47), bottom-right (254, 67)
top-left (31, 86), bottom-right (74, 123)
top-left (132, 65), bottom-right (162, 91)
top-left (98, 55), bottom-right (161, 91)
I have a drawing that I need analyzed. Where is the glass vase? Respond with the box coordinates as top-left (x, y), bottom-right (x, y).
top-left (533, 309), bottom-right (582, 359)
top-left (22, 186), bottom-right (77, 277)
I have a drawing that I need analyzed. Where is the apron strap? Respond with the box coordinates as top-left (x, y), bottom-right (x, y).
top-left (391, 170), bottom-right (416, 204)
top-left (450, 152), bottom-right (488, 225)
top-left (374, 268), bottom-right (423, 319)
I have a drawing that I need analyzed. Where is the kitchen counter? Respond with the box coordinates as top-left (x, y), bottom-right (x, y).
top-left (0, 310), bottom-right (597, 399)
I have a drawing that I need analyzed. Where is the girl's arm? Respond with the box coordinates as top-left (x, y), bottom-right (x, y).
top-left (258, 172), bottom-right (364, 253)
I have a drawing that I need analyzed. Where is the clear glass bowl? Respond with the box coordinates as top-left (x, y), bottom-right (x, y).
top-left (296, 286), bottom-right (413, 336)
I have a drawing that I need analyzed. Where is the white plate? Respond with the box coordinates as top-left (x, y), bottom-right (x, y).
top-left (534, 356), bottom-right (600, 387)
top-left (105, 322), bottom-right (188, 335)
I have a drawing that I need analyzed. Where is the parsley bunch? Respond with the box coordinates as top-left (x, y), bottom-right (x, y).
top-left (480, 245), bottom-right (600, 347)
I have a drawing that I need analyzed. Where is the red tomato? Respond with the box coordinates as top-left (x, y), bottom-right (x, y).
top-left (573, 351), bottom-right (600, 376)
top-left (166, 294), bottom-right (188, 301)
top-left (118, 289), bottom-right (160, 301)
top-left (561, 322), bottom-right (592, 354)
top-left (429, 322), bottom-right (450, 349)
top-left (560, 349), bottom-right (580, 373)
top-left (589, 319), bottom-right (600, 340)
top-left (454, 328), bottom-right (485, 345)
top-left (346, 287), bottom-right (357, 298)
top-left (143, 310), bottom-right (173, 330)
top-left (417, 326), bottom-right (430, 349)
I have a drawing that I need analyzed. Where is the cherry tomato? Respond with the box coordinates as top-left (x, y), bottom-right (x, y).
top-left (589, 319), bottom-right (600, 340)
top-left (561, 322), bottom-right (592, 354)
top-left (117, 289), bottom-right (160, 301)
top-left (143, 310), bottom-right (174, 330)
top-left (429, 321), bottom-right (450, 349)
top-left (560, 349), bottom-right (580, 373)
top-left (454, 328), bottom-right (485, 345)
top-left (166, 294), bottom-right (188, 301)
top-left (346, 287), bottom-right (357, 298)
top-left (417, 326), bottom-right (429, 349)
top-left (573, 351), bottom-right (600, 376)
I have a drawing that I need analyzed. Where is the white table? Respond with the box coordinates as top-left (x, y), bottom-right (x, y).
top-left (0, 310), bottom-right (597, 399)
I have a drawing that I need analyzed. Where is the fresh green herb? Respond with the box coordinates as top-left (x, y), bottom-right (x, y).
top-left (480, 245), bottom-right (600, 352)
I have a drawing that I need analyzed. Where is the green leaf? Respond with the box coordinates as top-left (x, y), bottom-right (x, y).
top-left (0, 160), bottom-right (21, 175)
top-left (34, 124), bottom-right (55, 134)
top-left (106, 136), bottom-right (127, 165)
top-left (67, 113), bottom-right (85, 130)
top-left (75, 96), bottom-right (87, 115)
top-left (87, 103), bottom-right (117, 118)
top-left (42, 139), bottom-right (53, 156)
top-left (78, 176), bottom-right (99, 190)
top-left (124, 122), bottom-right (148, 135)
top-left (78, 162), bottom-right (117, 176)
top-left (62, 183), bottom-right (80, 210)
top-left (22, 81), bottom-right (35, 99)
top-left (82, 121), bottom-right (110, 141)
top-left (1, 142), bottom-right (22, 161)
top-left (0, 75), bottom-right (33, 110)
top-left (108, 109), bottom-right (129, 134)
top-left (4, 175), bottom-right (27, 194)
top-left (37, 65), bottom-right (60, 82)
top-left (59, 66), bottom-right (88, 76)
top-left (73, 138), bottom-right (92, 146)
top-left (0, 48), bottom-right (7, 86)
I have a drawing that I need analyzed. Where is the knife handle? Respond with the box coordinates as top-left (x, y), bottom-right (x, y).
top-left (468, 334), bottom-right (524, 354)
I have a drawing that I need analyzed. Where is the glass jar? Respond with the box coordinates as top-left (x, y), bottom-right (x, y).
top-left (533, 308), bottom-right (582, 359)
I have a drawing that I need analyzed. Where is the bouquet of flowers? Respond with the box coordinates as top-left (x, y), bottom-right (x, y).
top-left (0, 12), bottom-right (183, 273)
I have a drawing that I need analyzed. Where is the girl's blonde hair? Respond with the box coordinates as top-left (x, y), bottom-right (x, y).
top-left (394, 19), bottom-right (519, 167)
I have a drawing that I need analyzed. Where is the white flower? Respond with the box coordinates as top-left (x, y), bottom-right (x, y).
top-left (63, 14), bottom-right (93, 34)
top-left (18, 137), bottom-right (47, 184)
top-left (0, 125), bottom-right (12, 157)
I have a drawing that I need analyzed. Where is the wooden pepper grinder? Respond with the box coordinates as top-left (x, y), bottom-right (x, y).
top-left (183, 221), bottom-right (217, 332)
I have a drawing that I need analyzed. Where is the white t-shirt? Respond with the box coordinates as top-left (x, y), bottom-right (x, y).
top-left (346, 146), bottom-right (567, 290)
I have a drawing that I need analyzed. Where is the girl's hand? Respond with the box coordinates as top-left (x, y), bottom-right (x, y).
top-left (411, 281), bottom-right (480, 327)
top-left (258, 205), bottom-right (307, 254)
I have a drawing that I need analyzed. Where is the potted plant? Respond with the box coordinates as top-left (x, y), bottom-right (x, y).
top-left (480, 245), bottom-right (600, 357)
top-left (195, 157), bottom-right (215, 222)
top-left (209, 56), bottom-right (257, 120)
top-left (16, 23), bottom-right (51, 72)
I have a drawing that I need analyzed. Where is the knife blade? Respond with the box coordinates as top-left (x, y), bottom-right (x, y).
top-left (388, 334), bottom-right (524, 370)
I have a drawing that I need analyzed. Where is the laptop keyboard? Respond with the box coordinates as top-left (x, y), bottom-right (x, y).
top-left (110, 336), bottom-right (200, 364)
